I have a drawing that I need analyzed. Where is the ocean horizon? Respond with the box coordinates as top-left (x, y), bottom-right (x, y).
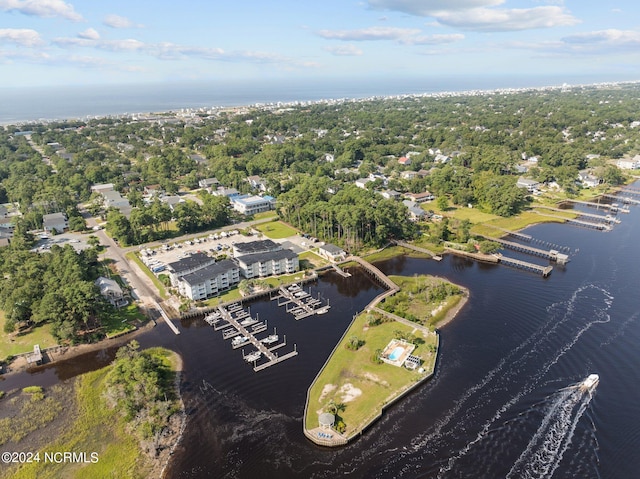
top-left (1, 74), bottom-right (637, 125)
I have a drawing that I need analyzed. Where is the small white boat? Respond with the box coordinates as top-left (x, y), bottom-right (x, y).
top-left (244, 351), bottom-right (261, 362)
top-left (232, 336), bottom-right (249, 347)
top-left (260, 334), bottom-right (278, 345)
top-left (579, 374), bottom-right (599, 391)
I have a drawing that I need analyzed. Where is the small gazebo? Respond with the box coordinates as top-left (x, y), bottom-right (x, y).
top-left (318, 412), bottom-right (335, 429)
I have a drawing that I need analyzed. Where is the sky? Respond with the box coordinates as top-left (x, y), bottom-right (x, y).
top-left (0, 0), bottom-right (639, 89)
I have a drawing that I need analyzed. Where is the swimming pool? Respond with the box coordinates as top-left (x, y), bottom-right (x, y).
top-left (388, 346), bottom-right (405, 361)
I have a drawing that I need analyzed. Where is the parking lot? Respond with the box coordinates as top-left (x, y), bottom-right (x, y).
top-left (32, 231), bottom-right (93, 253)
top-left (137, 229), bottom-right (293, 274)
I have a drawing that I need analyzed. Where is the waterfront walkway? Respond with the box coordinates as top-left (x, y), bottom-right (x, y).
top-left (392, 240), bottom-right (442, 260)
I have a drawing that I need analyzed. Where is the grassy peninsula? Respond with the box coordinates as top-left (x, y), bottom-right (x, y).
top-left (0, 344), bottom-right (183, 479)
top-left (304, 274), bottom-right (466, 443)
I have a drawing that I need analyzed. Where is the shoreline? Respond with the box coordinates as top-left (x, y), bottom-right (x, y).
top-left (2, 320), bottom-right (156, 378)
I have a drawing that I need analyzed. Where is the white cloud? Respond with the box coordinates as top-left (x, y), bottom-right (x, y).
top-left (0, 0), bottom-right (83, 21)
top-left (0, 28), bottom-right (43, 47)
top-left (317, 26), bottom-right (464, 46)
top-left (561, 29), bottom-right (640, 51)
top-left (318, 26), bottom-right (421, 42)
top-left (367, 0), bottom-right (579, 32)
top-left (103, 14), bottom-right (142, 29)
top-left (78, 28), bottom-right (99, 40)
top-left (324, 44), bottom-right (363, 56)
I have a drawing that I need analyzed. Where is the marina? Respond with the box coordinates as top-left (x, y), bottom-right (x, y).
top-left (204, 303), bottom-right (298, 371)
top-left (271, 284), bottom-right (331, 320)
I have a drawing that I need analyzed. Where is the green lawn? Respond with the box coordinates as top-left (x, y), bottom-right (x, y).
top-left (100, 303), bottom-right (145, 338)
top-left (253, 211), bottom-right (278, 221)
top-left (299, 250), bottom-right (330, 269)
top-left (305, 311), bottom-right (437, 436)
top-left (0, 310), bottom-right (58, 360)
top-left (125, 252), bottom-right (168, 298)
top-left (254, 220), bottom-right (299, 239)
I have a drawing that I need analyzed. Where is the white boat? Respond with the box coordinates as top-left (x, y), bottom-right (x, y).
top-left (260, 334), bottom-right (278, 344)
top-left (579, 374), bottom-right (599, 391)
top-left (232, 336), bottom-right (249, 347)
top-left (244, 351), bottom-right (261, 362)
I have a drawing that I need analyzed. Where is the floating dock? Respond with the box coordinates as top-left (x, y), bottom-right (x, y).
top-left (215, 304), bottom-right (297, 372)
top-left (271, 284), bottom-right (331, 320)
top-left (601, 194), bottom-right (640, 205)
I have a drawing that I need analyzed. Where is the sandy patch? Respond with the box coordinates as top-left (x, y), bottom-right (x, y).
top-left (318, 384), bottom-right (337, 403)
top-left (363, 372), bottom-right (389, 387)
top-left (338, 383), bottom-right (362, 403)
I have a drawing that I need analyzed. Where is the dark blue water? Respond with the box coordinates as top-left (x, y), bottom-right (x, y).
top-left (1, 74), bottom-right (634, 124)
top-left (2, 185), bottom-right (639, 478)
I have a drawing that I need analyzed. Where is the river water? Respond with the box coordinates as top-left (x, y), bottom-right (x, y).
top-left (2, 188), bottom-right (639, 479)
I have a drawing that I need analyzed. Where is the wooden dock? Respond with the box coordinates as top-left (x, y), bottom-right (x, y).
top-left (344, 256), bottom-right (401, 292)
top-left (494, 253), bottom-right (553, 277)
top-left (533, 211), bottom-right (610, 231)
top-left (272, 284), bottom-right (331, 320)
top-left (217, 304), bottom-right (298, 371)
top-left (563, 198), bottom-right (619, 211)
top-left (490, 227), bottom-right (532, 242)
top-left (477, 234), bottom-right (570, 264)
top-left (535, 205), bottom-right (616, 223)
top-left (601, 193), bottom-right (640, 205)
top-left (153, 301), bottom-right (180, 335)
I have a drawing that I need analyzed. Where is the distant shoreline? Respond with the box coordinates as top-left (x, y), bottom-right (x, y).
top-left (2, 77), bottom-right (638, 126)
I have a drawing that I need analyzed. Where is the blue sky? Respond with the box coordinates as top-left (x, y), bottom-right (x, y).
top-left (0, 0), bottom-right (639, 89)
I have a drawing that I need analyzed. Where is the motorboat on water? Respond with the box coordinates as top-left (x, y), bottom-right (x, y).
top-left (232, 336), bottom-right (249, 347)
top-left (579, 374), bottom-right (599, 391)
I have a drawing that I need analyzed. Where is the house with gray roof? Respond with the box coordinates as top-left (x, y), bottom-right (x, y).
top-left (43, 212), bottom-right (68, 233)
top-left (235, 249), bottom-right (299, 279)
top-left (177, 259), bottom-right (240, 300)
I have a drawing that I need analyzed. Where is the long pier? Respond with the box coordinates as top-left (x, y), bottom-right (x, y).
top-left (477, 234), bottom-right (570, 264)
top-left (562, 199), bottom-right (618, 211)
top-left (601, 194), bottom-right (640, 205)
top-left (534, 205), bottom-right (616, 223)
top-left (216, 304), bottom-right (298, 372)
top-left (489, 227), bottom-right (532, 242)
top-left (153, 301), bottom-right (180, 335)
top-left (391, 240), bottom-right (442, 260)
top-left (494, 254), bottom-right (553, 277)
top-left (533, 211), bottom-right (610, 231)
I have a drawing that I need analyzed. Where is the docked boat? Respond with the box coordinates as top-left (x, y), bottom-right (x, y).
top-left (244, 351), bottom-right (261, 362)
top-left (232, 336), bottom-right (249, 347)
top-left (260, 334), bottom-right (278, 345)
top-left (579, 374), bottom-right (599, 391)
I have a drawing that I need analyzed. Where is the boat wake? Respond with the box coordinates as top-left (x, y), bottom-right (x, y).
top-left (506, 381), bottom-right (597, 479)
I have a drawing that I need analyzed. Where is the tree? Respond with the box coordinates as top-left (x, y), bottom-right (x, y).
top-left (436, 195), bottom-right (448, 211)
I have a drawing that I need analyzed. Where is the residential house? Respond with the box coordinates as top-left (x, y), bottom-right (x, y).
top-left (578, 171), bottom-right (601, 188)
top-left (617, 158), bottom-right (640, 170)
top-left (324, 153), bottom-right (335, 163)
top-left (403, 200), bottom-right (426, 222)
top-left (42, 212), bottom-right (68, 233)
top-left (380, 190), bottom-right (401, 200)
top-left (231, 195), bottom-right (275, 215)
top-left (199, 177), bottom-right (220, 189)
top-left (318, 244), bottom-right (347, 262)
top-left (405, 191), bottom-right (435, 203)
top-left (102, 190), bottom-right (130, 209)
top-left (212, 186), bottom-right (240, 198)
top-left (398, 156), bottom-right (411, 166)
top-left (143, 184), bottom-right (163, 197)
top-left (90, 183), bottom-right (114, 195)
top-left (0, 204), bottom-right (7, 218)
top-left (516, 177), bottom-right (540, 192)
top-left (177, 259), bottom-right (240, 300)
top-left (355, 177), bottom-right (373, 189)
top-left (401, 171), bottom-right (418, 180)
top-left (246, 175), bottom-right (267, 192)
top-left (95, 276), bottom-right (128, 307)
top-left (0, 218), bottom-right (14, 236)
top-left (167, 252), bottom-right (215, 287)
top-left (160, 195), bottom-right (184, 210)
top-left (434, 154), bottom-right (450, 164)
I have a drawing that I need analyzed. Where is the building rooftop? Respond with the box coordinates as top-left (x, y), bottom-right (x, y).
top-left (167, 252), bottom-right (213, 274)
top-left (233, 239), bottom-right (280, 256)
top-left (319, 243), bottom-right (345, 255)
top-left (180, 259), bottom-right (238, 286)
top-left (43, 212), bottom-right (66, 222)
top-left (234, 248), bottom-right (297, 265)
top-left (95, 276), bottom-right (123, 295)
